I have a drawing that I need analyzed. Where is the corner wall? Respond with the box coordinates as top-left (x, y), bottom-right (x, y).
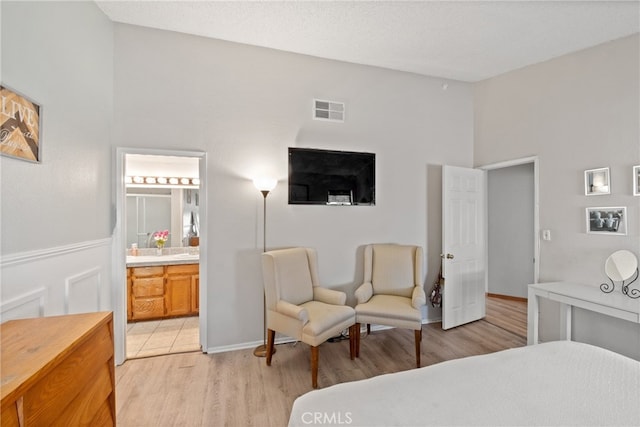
top-left (474, 34), bottom-right (640, 358)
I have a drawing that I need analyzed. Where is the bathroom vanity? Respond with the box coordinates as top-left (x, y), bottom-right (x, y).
top-left (126, 254), bottom-right (199, 321)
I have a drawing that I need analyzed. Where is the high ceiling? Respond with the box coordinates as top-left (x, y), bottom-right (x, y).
top-left (96, 1), bottom-right (639, 82)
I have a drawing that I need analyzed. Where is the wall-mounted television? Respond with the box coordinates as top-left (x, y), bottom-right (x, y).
top-left (288, 147), bottom-right (375, 206)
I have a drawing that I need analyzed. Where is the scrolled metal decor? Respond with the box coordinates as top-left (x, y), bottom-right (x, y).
top-left (600, 250), bottom-right (640, 299)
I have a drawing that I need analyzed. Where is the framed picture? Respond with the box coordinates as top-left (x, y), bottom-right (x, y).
top-left (0, 85), bottom-right (42, 163)
top-left (633, 165), bottom-right (640, 196)
top-left (586, 207), bottom-right (627, 235)
top-left (584, 167), bottom-right (610, 195)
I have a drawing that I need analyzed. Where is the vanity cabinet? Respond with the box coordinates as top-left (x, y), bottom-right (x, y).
top-left (130, 266), bottom-right (165, 320)
top-left (127, 264), bottom-right (199, 321)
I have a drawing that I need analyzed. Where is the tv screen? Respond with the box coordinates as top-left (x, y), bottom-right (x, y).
top-left (288, 148), bottom-right (375, 205)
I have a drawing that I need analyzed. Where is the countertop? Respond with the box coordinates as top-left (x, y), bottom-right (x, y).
top-left (126, 253), bottom-right (199, 267)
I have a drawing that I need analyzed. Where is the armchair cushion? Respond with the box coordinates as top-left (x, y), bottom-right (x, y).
top-left (371, 245), bottom-right (415, 298)
top-left (313, 287), bottom-right (347, 306)
top-left (276, 300), bottom-right (309, 324)
top-left (355, 295), bottom-right (422, 330)
top-left (411, 286), bottom-right (427, 309)
top-left (300, 300), bottom-right (356, 346)
top-left (354, 282), bottom-right (373, 304)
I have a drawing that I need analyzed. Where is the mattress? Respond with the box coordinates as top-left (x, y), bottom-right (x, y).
top-left (288, 341), bottom-right (640, 426)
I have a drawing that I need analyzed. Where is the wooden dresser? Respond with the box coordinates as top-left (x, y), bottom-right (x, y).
top-left (1, 312), bottom-right (116, 426)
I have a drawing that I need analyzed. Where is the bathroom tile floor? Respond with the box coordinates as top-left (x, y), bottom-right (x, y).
top-left (126, 316), bottom-right (200, 359)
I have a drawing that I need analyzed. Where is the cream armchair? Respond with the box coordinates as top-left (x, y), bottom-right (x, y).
top-left (354, 244), bottom-right (426, 367)
top-left (261, 247), bottom-right (356, 388)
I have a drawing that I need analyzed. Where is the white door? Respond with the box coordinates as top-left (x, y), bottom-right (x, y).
top-left (442, 165), bottom-right (486, 330)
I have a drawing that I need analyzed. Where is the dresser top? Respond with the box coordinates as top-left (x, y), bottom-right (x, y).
top-left (1, 311), bottom-right (113, 403)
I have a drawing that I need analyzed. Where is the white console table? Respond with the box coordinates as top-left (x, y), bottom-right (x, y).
top-left (528, 281), bottom-right (640, 345)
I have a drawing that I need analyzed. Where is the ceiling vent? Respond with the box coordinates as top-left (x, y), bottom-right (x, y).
top-left (313, 99), bottom-right (344, 122)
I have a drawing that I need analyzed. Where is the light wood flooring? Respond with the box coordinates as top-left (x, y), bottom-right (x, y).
top-left (115, 296), bottom-right (526, 426)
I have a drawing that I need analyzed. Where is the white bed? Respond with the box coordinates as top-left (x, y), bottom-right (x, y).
top-left (288, 341), bottom-right (640, 426)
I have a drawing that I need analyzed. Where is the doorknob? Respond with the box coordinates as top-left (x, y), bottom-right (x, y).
top-left (440, 253), bottom-right (455, 259)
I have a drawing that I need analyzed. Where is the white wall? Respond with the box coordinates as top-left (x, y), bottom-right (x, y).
top-left (487, 163), bottom-right (535, 298)
top-left (112, 24), bottom-right (474, 351)
top-left (0, 2), bottom-right (113, 320)
top-left (474, 35), bottom-right (640, 358)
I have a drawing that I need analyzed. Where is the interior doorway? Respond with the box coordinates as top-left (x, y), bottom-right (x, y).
top-left (481, 157), bottom-right (539, 300)
top-left (113, 148), bottom-right (207, 365)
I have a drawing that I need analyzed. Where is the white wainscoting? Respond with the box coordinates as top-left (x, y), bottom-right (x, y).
top-left (0, 238), bottom-right (112, 322)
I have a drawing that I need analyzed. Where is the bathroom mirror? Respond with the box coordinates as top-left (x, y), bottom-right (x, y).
top-left (601, 250), bottom-right (639, 299)
top-left (126, 187), bottom-right (199, 249)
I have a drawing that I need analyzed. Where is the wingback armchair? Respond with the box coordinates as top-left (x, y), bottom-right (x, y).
top-left (354, 244), bottom-right (426, 367)
top-left (261, 247), bottom-right (356, 388)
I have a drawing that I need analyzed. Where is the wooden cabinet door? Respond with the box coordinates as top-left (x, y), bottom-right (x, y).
top-left (127, 268), bottom-right (132, 321)
top-left (165, 274), bottom-right (192, 316)
top-left (191, 274), bottom-right (199, 314)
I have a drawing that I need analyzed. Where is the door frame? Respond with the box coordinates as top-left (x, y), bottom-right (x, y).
top-left (479, 156), bottom-right (540, 289)
top-left (113, 147), bottom-right (208, 365)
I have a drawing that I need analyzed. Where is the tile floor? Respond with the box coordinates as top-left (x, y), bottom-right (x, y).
top-left (126, 316), bottom-right (200, 359)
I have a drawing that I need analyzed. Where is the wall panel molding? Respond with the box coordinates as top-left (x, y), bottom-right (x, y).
top-left (0, 287), bottom-right (47, 321)
top-left (1, 238), bottom-right (112, 268)
top-left (65, 267), bottom-right (102, 314)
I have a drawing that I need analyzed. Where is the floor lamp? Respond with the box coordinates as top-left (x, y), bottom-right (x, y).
top-left (253, 177), bottom-right (277, 357)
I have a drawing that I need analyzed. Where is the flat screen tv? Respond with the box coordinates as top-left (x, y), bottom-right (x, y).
top-left (288, 147), bottom-right (375, 205)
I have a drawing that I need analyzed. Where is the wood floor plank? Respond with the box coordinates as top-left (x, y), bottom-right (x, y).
top-left (115, 297), bottom-right (526, 426)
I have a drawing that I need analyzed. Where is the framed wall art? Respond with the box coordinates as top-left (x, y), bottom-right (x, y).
top-left (0, 85), bottom-right (42, 163)
top-left (584, 167), bottom-right (610, 195)
top-left (633, 165), bottom-right (639, 196)
top-left (586, 207), bottom-right (627, 235)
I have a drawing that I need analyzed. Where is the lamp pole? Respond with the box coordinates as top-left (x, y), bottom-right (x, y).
top-left (253, 178), bottom-right (277, 358)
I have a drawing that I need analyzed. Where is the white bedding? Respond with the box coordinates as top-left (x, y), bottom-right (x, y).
top-left (288, 341), bottom-right (640, 426)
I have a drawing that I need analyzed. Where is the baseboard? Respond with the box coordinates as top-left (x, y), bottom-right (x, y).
top-left (205, 321), bottom-right (441, 355)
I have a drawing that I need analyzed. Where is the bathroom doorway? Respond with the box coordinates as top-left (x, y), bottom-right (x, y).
top-left (113, 148), bottom-right (208, 365)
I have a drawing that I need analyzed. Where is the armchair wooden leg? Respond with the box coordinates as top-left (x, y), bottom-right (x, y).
top-left (349, 325), bottom-right (356, 360)
top-left (311, 346), bottom-right (319, 389)
top-left (266, 329), bottom-right (275, 366)
top-left (355, 323), bottom-right (361, 358)
top-left (414, 329), bottom-right (421, 368)
top-left (367, 323), bottom-right (371, 336)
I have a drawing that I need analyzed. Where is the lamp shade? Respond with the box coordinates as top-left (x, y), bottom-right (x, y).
top-left (253, 177), bottom-right (277, 192)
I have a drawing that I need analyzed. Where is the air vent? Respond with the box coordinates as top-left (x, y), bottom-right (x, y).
top-left (313, 99), bottom-right (345, 122)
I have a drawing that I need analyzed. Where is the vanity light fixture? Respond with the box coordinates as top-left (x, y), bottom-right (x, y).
top-left (125, 175), bottom-right (199, 188)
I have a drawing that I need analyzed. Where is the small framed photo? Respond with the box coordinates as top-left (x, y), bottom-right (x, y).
top-left (584, 167), bottom-right (610, 195)
top-left (0, 85), bottom-right (42, 163)
top-left (633, 165), bottom-right (639, 196)
top-left (586, 207), bottom-right (627, 235)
